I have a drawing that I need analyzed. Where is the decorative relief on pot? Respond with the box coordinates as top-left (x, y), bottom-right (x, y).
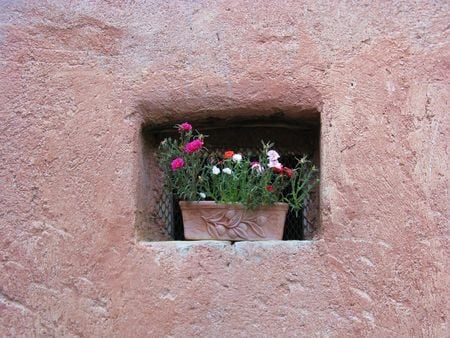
top-left (201, 210), bottom-right (268, 240)
top-left (179, 201), bottom-right (288, 241)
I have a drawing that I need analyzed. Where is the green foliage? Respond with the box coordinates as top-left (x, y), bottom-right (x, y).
top-left (284, 156), bottom-right (320, 216)
top-left (157, 125), bottom-right (207, 201)
top-left (157, 124), bottom-right (319, 211)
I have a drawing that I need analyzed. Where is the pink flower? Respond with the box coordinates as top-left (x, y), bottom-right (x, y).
top-left (267, 150), bottom-right (280, 161)
top-left (178, 122), bottom-right (192, 133)
top-left (251, 161), bottom-right (263, 172)
top-left (184, 139), bottom-right (204, 153)
top-left (171, 157), bottom-right (185, 171)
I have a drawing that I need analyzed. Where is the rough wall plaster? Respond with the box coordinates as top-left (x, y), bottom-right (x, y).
top-left (0, 1), bottom-right (449, 336)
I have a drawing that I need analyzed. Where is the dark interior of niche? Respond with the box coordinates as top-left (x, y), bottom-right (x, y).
top-left (140, 114), bottom-right (320, 241)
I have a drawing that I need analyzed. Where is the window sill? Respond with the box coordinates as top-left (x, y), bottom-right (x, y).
top-left (139, 239), bottom-right (318, 257)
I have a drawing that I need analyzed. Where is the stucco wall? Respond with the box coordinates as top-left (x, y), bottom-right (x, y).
top-left (1, 1), bottom-right (448, 336)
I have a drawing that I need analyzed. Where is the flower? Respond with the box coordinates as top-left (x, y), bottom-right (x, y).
top-left (224, 151), bottom-right (234, 159)
top-left (251, 161), bottom-right (263, 172)
top-left (199, 192), bottom-right (206, 199)
top-left (283, 167), bottom-right (293, 178)
top-left (222, 167), bottom-right (232, 175)
top-left (272, 166), bottom-right (284, 174)
top-left (267, 149), bottom-right (282, 169)
top-left (212, 166), bottom-right (221, 175)
top-left (267, 150), bottom-right (280, 162)
top-left (268, 160), bottom-right (283, 170)
top-left (184, 139), bottom-right (204, 153)
top-left (178, 122), bottom-right (192, 133)
top-left (232, 153), bottom-right (242, 162)
top-left (272, 165), bottom-right (292, 177)
top-left (266, 185), bottom-right (273, 192)
top-left (171, 157), bottom-right (185, 171)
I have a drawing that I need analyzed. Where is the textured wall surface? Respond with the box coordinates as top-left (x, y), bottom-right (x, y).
top-left (1, 1), bottom-right (449, 336)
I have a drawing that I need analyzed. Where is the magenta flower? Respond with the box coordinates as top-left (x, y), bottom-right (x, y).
top-left (178, 122), bottom-right (192, 133)
top-left (184, 139), bottom-right (204, 153)
top-left (171, 157), bottom-right (185, 171)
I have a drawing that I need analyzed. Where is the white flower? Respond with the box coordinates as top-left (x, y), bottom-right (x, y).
top-left (267, 150), bottom-right (280, 162)
top-left (268, 160), bottom-right (283, 169)
top-left (212, 166), bottom-right (221, 175)
top-left (199, 192), bottom-right (206, 199)
top-left (222, 167), bottom-right (232, 175)
top-left (232, 153), bottom-right (242, 162)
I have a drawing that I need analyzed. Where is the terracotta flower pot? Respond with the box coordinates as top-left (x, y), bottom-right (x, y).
top-left (179, 201), bottom-right (289, 241)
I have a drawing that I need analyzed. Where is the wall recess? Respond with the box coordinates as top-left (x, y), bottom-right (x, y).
top-left (138, 113), bottom-right (320, 241)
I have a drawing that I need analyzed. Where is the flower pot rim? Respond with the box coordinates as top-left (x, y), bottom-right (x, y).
top-left (179, 200), bottom-right (289, 211)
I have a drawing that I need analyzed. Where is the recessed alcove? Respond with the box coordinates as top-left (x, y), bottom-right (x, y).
top-left (137, 112), bottom-right (320, 242)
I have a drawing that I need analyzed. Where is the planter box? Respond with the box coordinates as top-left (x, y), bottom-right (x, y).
top-left (179, 201), bottom-right (288, 241)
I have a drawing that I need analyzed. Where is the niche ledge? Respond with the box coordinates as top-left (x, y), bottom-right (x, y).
top-left (139, 239), bottom-right (319, 257)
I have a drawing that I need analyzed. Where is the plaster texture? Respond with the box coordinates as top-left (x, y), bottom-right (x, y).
top-left (0, 1), bottom-right (449, 336)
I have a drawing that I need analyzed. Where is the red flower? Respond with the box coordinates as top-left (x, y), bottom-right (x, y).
top-left (224, 151), bottom-right (234, 159)
top-left (272, 166), bottom-right (284, 174)
top-left (266, 185), bottom-right (273, 192)
top-left (171, 157), bottom-right (185, 171)
top-left (283, 167), bottom-right (293, 178)
top-left (184, 139), bottom-right (204, 153)
top-left (178, 122), bottom-right (192, 133)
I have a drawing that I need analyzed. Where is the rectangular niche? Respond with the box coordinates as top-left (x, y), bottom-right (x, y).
top-left (138, 114), bottom-right (320, 241)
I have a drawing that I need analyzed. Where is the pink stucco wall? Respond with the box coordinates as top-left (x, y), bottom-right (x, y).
top-left (1, 1), bottom-right (448, 336)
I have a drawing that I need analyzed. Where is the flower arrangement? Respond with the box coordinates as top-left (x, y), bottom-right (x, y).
top-left (157, 123), bottom-right (319, 215)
